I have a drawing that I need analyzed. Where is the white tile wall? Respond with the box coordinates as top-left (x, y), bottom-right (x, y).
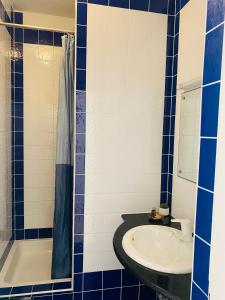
top-left (0, 23), bottom-right (12, 257)
top-left (84, 4), bottom-right (167, 272)
top-left (24, 44), bottom-right (62, 229)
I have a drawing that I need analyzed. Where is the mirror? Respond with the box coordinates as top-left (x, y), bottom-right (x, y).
top-left (177, 88), bottom-right (201, 183)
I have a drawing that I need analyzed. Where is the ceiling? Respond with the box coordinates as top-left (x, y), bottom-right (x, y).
top-left (10, 0), bottom-right (75, 18)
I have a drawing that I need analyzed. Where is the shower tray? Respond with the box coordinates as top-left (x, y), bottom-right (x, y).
top-left (0, 239), bottom-right (71, 287)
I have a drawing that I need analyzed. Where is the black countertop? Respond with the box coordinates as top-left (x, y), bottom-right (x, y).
top-left (113, 213), bottom-right (191, 300)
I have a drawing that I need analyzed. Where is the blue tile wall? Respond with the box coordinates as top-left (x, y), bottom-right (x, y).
top-left (192, 0), bottom-right (225, 299)
top-left (160, 0), bottom-right (187, 206)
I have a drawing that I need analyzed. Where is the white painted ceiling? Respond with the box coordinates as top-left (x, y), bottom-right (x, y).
top-left (11, 0), bottom-right (75, 18)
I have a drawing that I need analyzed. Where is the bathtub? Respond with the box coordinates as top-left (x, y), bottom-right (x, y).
top-left (0, 239), bottom-right (71, 287)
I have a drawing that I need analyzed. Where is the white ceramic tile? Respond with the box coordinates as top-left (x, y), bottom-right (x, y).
top-left (84, 4), bottom-right (167, 272)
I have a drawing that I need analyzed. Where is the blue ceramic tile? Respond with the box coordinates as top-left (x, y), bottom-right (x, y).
top-left (39, 228), bottom-right (53, 238)
top-left (172, 76), bottom-right (177, 96)
top-left (167, 36), bottom-right (174, 56)
top-left (53, 282), bottom-right (72, 290)
top-left (130, 0), bottom-right (149, 11)
top-left (122, 269), bottom-right (139, 286)
top-left (14, 88), bottom-right (23, 102)
top-left (160, 192), bottom-right (167, 203)
top-left (15, 229), bottom-right (24, 240)
top-left (201, 83), bottom-right (220, 137)
top-left (170, 116), bottom-right (175, 135)
top-left (207, 0), bottom-right (225, 32)
top-left (162, 136), bottom-right (169, 154)
top-left (14, 12), bottom-right (23, 24)
top-left (76, 134), bottom-right (86, 153)
top-left (103, 288), bottom-right (120, 300)
top-left (12, 285), bottom-right (32, 294)
top-left (164, 97), bottom-right (171, 115)
top-left (89, 0), bottom-right (108, 4)
top-left (174, 34), bottom-right (179, 55)
top-left (165, 77), bottom-right (172, 96)
top-left (166, 57), bottom-right (173, 77)
top-left (168, 174), bottom-right (173, 193)
top-left (75, 214), bottom-right (84, 234)
top-left (33, 284), bottom-right (53, 292)
top-left (14, 117), bottom-right (23, 131)
top-left (203, 25), bottom-right (224, 85)
top-left (15, 132), bottom-right (23, 146)
top-left (168, 0), bottom-right (175, 15)
top-left (77, 3), bottom-right (87, 25)
top-left (39, 30), bottom-right (53, 45)
top-left (76, 91), bottom-right (86, 112)
top-left (14, 160), bottom-right (23, 174)
top-left (14, 145), bottom-right (23, 160)
top-left (73, 293), bottom-right (82, 300)
top-left (15, 58), bottom-right (23, 73)
top-left (198, 138), bottom-right (217, 191)
top-left (168, 16), bottom-right (175, 37)
top-left (33, 295), bottom-right (52, 300)
top-left (15, 201), bottom-right (24, 215)
top-left (74, 234), bottom-right (84, 254)
top-left (76, 113), bottom-right (86, 133)
top-left (77, 25), bottom-right (87, 47)
top-left (74, 273), bottom-right (83, 292)
top-left (168, 192), bottom-right (172, 207)
top-left (25, 229), bottom-right (38, 239)
top-left (74, 254), bottom-right (83, 273)
top-left (175, 0), bottom-right (181, 14)
top-left (150, 0), bottom-right (168, 14)
top-left (15, 28), bottom-right (23, 43)
top-left (75, 175), bottom-right (85, 195)
top-left (15, 188), bottom-right (24, 202)
top-left (171, 96), bottom-right (176, 115)
top-left (78, 0), bottom-right (87, 2)
top-left (193, 237), bottom-right (210, 294)
top-left (15, 215), bottom-right (24, 229)
top-left (75, 195), bottom-right (85, 214)
top-left (109, 0), bottom-right (129, 8)
top-left (103, 270), bottom-right (121, 288)
top-left (181, 0), bottom-right (189, 9)
top-left (83, 290), bottom-right (102, 300)
top-left (175, 14), bottom-right (180, 35)
top-left (163, 116), bottom-right (170, 135)
top-left (0, 288), bottom-right (12, 296)
top-left (169, 154), bottom-right (173, 174)
top-left (122, 286), bottom-right (139, 300)
top-left (161, 155), bottom-right (169, 173)
top-left (76, 154), bottom-right (85, 174)
top-left (15, 72), bottom-right (23, 87)
top-left (24, 29), bottom-right (38, 44)
top-left (196, 188), bottom-right (213, 244)
top-left (169, 136), bottom-right (174, 155)
top-left (15, 174), bottom-right (23, 188)
top-left (77, 69), bottom-right (86, 91)
top-left (192, 283), bottom-right (208, 300)
top-left (77, 47), bottom-right (87, 69)
top-left (84, 271), bottom-right (102, 291)
top-left (173, 55), bottom-right (178, 76)
top-left (161, 174), bottom-right (168, 191)
top-left (54, 32), bottom-right (64, 47)
top-left (139, 285), bottom-right (156, 300)
top-left (53, 293), bottom-right (73, 300)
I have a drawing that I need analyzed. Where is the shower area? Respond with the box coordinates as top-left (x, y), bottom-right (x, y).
top-left (0, 0), bottom-right (75, 294)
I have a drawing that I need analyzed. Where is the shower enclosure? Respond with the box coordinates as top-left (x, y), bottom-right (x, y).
top-left (0, 2), bottom-right (75, 297)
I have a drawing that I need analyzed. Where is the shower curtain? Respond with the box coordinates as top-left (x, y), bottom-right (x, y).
top-left (52, 34), bottom-right (75, 279)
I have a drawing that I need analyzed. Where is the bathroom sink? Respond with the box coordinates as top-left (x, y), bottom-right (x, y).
top-left (122, 225), bottom-right (193, 274)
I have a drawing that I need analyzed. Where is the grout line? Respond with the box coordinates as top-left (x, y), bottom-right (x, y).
top-left (195, 234), bottom-right (211, 247)
top-left (192, 281), bottom-right (209, 298)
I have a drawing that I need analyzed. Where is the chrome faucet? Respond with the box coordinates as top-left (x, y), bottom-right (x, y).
top-left (171, 219), bottom-right (193, 242)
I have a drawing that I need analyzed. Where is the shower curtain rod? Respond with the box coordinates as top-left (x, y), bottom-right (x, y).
top-left (0, 21), bottom-right (74, 34)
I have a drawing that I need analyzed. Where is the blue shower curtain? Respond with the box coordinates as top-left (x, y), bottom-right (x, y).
top-left (52, 34), bottom-right (75, 279)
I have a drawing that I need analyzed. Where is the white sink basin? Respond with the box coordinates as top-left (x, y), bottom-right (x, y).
top-left (122, 225), bottom-right (193, 274)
